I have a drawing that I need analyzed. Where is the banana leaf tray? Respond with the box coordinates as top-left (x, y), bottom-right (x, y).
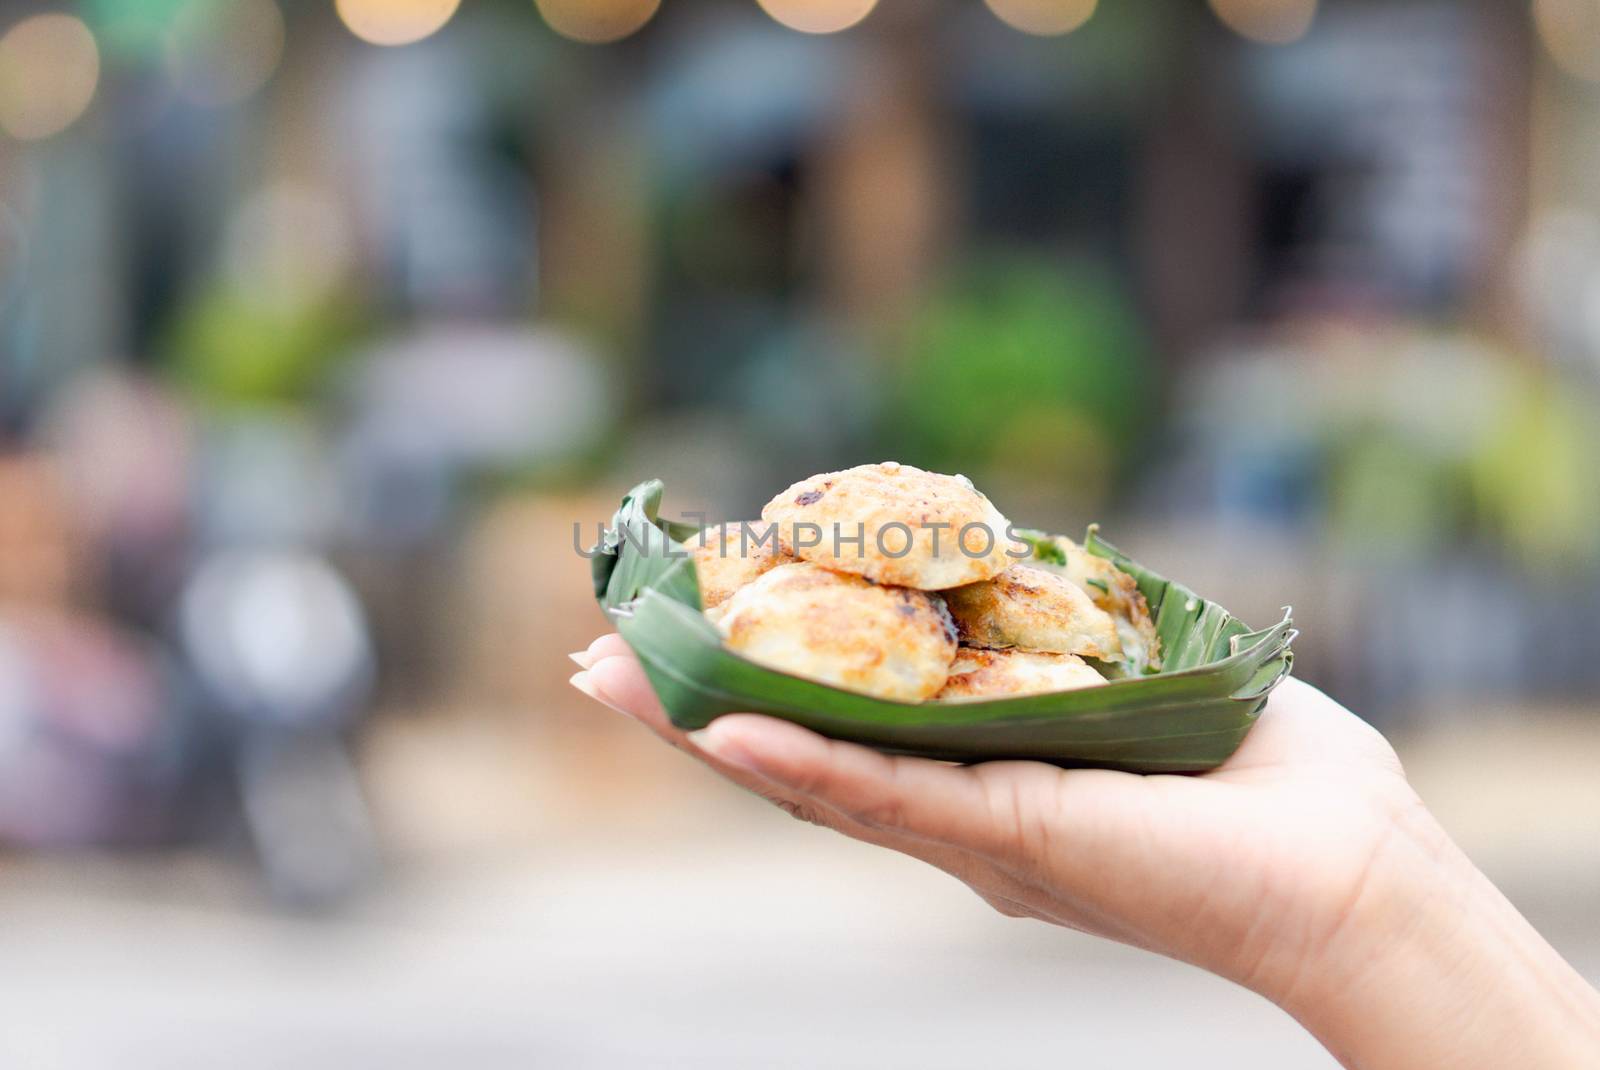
top-left (591, 480), bottom-right (1295, 773)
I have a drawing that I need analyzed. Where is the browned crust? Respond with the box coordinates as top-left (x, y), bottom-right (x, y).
top-left (942, 564), bottom-right (1121, 660)
top-left (760, 462), bottom-right (1016, 590)
top-left (686, 522), bottom-right (797, 609)
top-left (714, 562), bottom-right (959, 702)
top-left (934, 647), bottom-right (1106, 702)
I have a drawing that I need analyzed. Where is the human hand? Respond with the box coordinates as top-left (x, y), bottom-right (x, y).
top-left (570, 634), bottom-right (1600, 1069)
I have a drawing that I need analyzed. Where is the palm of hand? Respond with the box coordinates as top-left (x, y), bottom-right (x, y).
top-left (574, 633), bottom-right (1431, 1000)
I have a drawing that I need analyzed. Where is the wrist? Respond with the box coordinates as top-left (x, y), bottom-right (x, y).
top-left (1267, 799), bottom-right (1600, 1068)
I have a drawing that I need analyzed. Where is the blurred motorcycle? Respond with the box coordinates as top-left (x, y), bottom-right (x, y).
top-left (176, 547), bottom-right (378, 909)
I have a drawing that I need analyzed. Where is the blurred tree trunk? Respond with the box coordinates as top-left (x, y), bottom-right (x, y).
top-left (811, 3), bottom-right (960, 334)
top-left (1134, 5), bottom-right (1250, 365)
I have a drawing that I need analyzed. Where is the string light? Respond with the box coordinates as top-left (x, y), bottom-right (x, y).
top-left (335, 0), bottom-right (462, 47)
top-left (1534, 0), bottom-right (1600, 81)
top-left (0, 14), bottom-right (101, 140)
top-left (983, 0), bottom-right (1096, 37)
top-left (535, 0), bottom-right (660, 43)
top-left (756, 0), bottom-right (879, 35)
top-left (1208, 0), bottom-right (1317, 45)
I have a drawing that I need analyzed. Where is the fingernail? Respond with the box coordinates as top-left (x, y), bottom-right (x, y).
top-left (569, 670), bottom-right (608, 706)
top-left (688, 724), bottom-right (761, 774)
top-left (568, 651), bottom-right (595, 669)
top-left (569, 670), bottom-right (635, 720)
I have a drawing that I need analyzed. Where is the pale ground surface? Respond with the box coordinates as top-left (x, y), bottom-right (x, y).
top-left (1, 704), bottom-right (1596, 1070)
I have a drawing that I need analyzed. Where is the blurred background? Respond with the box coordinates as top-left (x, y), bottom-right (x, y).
top-left (2, 0), bottom-right (1599, 1066)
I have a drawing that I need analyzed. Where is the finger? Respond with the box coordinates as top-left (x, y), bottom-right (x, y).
top-left (687, 713), bottom-right (1019, 853)
top-left (688, 711), bottom-right (1167, 925)
top-left (586, 632), bottom-right (632, 659)
top-left (570, 632), bottom-right (632, 671)
top-left (578, 649), bottom-right (681, 740)
top-left (684, 714), bottom-right (1137, 931)
top-left (575, 652), bottom-right (1053, 911)
top-left (579, 653), bottom-right (927, 839)
top-left (978, 891), bottom-right (1044, 922)
top-left (579, 646), bottom-right (1171, 929)
top-left (578, 652), bottom-right (836, 808)
top-left (575, 641), bottom-right (1230, 945)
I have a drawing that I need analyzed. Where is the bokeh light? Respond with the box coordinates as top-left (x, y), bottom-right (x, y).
top-left (0, 14), bottom-right (101, 141)
top-left (983, 0), bottom-right (1097, 37)
top-left (1534, 0), bottom-right (1600, 81)
top-left (535, 0), bottom-right (660, 44)
top-left (335, 0), bottom-right (462, 47)
top-left (168, 0), bottom-right (286, 107)
top-left (81, 0), bottom-right (191, 60)
top-left (1207, 0), bottom-right (1317, 45)
top-left (756, 0), bottom-right (879, 35)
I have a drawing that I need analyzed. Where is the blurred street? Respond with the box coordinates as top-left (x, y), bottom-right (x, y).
top-left (5, 0), bottom-right (1600, 1063)
top-left (4, 697), bottom-right (1598, 1070)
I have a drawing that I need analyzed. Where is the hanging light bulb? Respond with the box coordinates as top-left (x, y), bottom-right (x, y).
top-left (984, 0), bottom-right (1097, 37)
top-left (0, 14), bottom-right (101, 141)
top-left (335, 0), bottom-right (462, 47)
top-left (756, 0), bottom-right (879, 35)
top-left (536, 0), bottom-right (660, 43)
top-left (1208, 0), bottom-right (1317, 45)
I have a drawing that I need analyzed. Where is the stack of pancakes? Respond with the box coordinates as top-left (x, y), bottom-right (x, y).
top-left (686, 462), bottom-right (1155, 704)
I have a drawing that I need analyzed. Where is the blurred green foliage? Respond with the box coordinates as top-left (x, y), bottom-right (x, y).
top-left (163, 288), bottom-right (364, 407)
top-left (889, 253), bottom-right (1152, 504)
top-left (1311, 341), bottom-right (1600, 569)
top-left (1328, 428), bottom-right (1467, 556)
top-left (1469, 375), bottom-right (1600, 570)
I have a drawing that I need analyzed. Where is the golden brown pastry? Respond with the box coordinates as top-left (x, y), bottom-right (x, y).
top-left (934, 647), bottom-right (1106, 702)
top-left (761, 461), bottom-right (1017, 590)
top-left (1030, 535), bottom-right (1160, 670)
top-left (942, 563), bottom-right (1121, 660)
top-left (685, 522), bottom-right (796, 609)
top-left (712, 561), bottom-right (958, 702)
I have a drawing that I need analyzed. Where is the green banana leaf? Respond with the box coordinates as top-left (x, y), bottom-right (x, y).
top-left (592, 480), bottom-right (1295, 773)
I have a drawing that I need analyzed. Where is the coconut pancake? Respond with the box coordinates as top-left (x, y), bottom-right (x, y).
top-left (1031, 535), bottom-right (1161, 670)
top-left (760, 461), bottom-right (1017, 590)
top-left (934, 648), bottom-right (1106, 703)
top-left (711, 561), bottom-right (958, 702)
top-left (942, 563), bottom-right (1122, 660)
top-left (685, 522), bottom-right (796, 610)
